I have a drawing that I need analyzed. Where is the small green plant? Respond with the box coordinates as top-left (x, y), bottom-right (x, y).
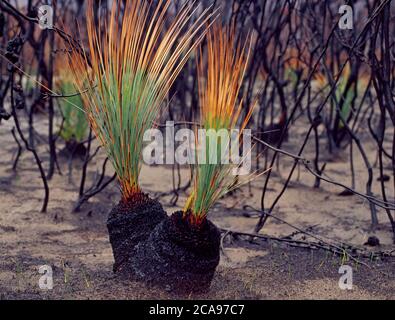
top-left (57, 79), bottom-right (88, 143)
top-left (183, 24), bottom-right (257, 226)
top-left (313, 64), bottom-right (369, 128)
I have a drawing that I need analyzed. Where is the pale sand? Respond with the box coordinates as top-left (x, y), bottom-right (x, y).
top-left (0, 114), bottom-right (394, 299)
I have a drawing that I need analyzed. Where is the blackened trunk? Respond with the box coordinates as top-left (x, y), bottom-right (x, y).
top-left (107, 193), bottom-right (167, 273)
top-left (58, 139), bottom-right (87, 159)
top-left (130, 211), bottom-right (221, 294)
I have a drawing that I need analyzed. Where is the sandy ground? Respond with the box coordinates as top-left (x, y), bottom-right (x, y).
top-left (0, 113), bottom-right (394, 299)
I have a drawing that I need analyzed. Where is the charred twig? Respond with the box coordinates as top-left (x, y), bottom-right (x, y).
top-left (10, 127), bottom-right (22, 171)
top-left (10, 72), bottom-right (49, 213)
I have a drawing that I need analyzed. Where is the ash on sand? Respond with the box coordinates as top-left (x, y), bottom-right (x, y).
top-left (107, 193), bottom-right (167, 273)
top-left (130, 211), bottom-right (221, 294)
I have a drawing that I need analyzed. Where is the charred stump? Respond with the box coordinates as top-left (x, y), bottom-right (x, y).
top-left (130, 211), bottom-right (221, 294)
top-left (107, 193), bottom-right (167, 273)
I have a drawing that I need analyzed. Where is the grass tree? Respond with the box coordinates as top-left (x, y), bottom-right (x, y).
top-left (67, 0), bottom-right (213, 201)
top-left (65, 0), bottom-right (214, 272)
top-left (183, 24), bottom-right (256, 226)
top-left (130, 24), bottom-right (258, 294)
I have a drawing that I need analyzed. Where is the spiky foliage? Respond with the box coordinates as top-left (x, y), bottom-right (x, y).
top-left (312, 63), bottom-right (369, 126)
top-left (55, 60), bottom-right (88, 143)
top-left (58, 82), bottom-right (88, 142)
top-left (66, 0), bottom-right (213, 200)
top-left (183, 25), bottom-right (256, 225)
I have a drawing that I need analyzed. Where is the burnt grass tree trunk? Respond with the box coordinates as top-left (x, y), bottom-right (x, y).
top-left (129, 211), bottom-right (221, 294)
top-left (58, 138), bottom-right (88, 160)
top-left (107, 192), bottom-right (167, 273)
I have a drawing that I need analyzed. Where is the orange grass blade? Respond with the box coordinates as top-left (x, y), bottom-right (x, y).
top-left (65, 0), bottom-right (215, 200)
top-left (185, 23), bottom-right (257, 223)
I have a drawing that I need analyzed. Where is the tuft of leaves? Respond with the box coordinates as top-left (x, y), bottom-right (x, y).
top-left (56, 75), bottom-right (88, 143)
top-left (66, 0), bottom-right (214, 200)
top-left (312, 63), bottom-right (369, 128)
top-left (184, 24), bottom-right (257, 225)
